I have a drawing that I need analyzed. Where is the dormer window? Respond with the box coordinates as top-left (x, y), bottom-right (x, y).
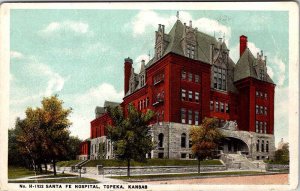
top-left (187, 44), bottom-right (195, 59)
top-left (213, 66), bottom-right (227, 91)
top-left (259, 69), bottom-right (265, 80)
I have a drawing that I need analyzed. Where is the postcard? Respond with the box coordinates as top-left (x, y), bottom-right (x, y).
top-left (0, 2), bottom-right (299, 191)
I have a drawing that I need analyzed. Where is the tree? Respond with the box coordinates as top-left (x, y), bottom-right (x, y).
top-left (190, 117), bottom-right (224, 174)
top-left (274, 143), bottom-right (289, 164)
top-left (15, 95), bottom-right (72, 175)
top-left (64, 136), bottom-right (82, 161)
top-left (106, 104), bottom-right (155, 176)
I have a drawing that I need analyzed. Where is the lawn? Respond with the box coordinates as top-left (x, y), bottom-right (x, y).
top-left (30, 173), bottom-right (77, 179)
top-left (84, 159), bottom-right (222, 167)
top-left (8, 166), bottom-right (51, 179)
top-left (111, 171), bottom-right (266, 180)
top-left (57, 160), bottom-right (81, 167)
top-left (9, 177), bottom-right (99, 183)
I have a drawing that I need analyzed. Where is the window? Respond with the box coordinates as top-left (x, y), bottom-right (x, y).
top-left (187, 44), bottom-right (195, 59)
top-left (220, 102), bottom-right (224, 112)
top-left (260, 122), bottom-right (263, 133)
top-left (256, 91), bottom-right (259, 97)
top-left (142, 100), bottom-right (145, 109)
top-left (181, 70), bottom-right (186, 80)
top-left (225, 104), bottom-right (229, 113)
top-left (181, 133), bottom-right (187, 148)
top-left (261, 140), bottom-right (264, 152)
top-left (195, 111), bottom-right (199, 125)
top-left (215, 102), bottom-right (219, 112)
top-left (181, 89), bottom-right (186, 101)
top-left (256, 140), bottom-right (259, 152)
top-left (256, 121), bottom-right (259, 133)
top-left (264, 107), bottom-right (267, 115)
top-left (188, 110), bottom-right (192, 125)
top-left (153, 73), bottom-right (164, 85)
top-left (210, 101), bottom-right (214, 111)
top-left (181, 108), bottom-right (186, 124)
top-left (188, 91), bottom-right (193, 101)
top-left (260, 92), bottom-right (263, 97)
top-left (213, 66), bottom-right (227, 90)
top-left (266, 141), bottom-right (269, 152)
top-left (181, 153), bottom-right (187, 159)
top-left (256, 105), bottom-right (259, 114)
top-left (259, 69), bottom-right (265, 80)
top-left (139, 101), bottom-right (142, 110)
top-left (158, 133), bottom-right (164, 148)
top-left (189, 140), bottom-right (192, 148)
top-left (260, 106), bottom-right (264, 114)
top-left (195, 74), bottom-right (200, 83)
top-left (264, 93), bottom-right (268, 99)
top-left (188, 73), bottom-right (193, 81)
top-left (264, 122), bottom-right (267, 133)
top-left (195, 92), bottom-right (199, 103)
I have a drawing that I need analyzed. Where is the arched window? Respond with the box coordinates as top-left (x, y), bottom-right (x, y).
top-left (261, 140), bottom-right (265, 152)
top-left (158, 133), bottom-right (164, 148)
top-left (266, 141), bottom-right (269, 152)
top-left (256, 140), bottom-right (260, 152)
top-left (181, 133), bottom-right (187, 148)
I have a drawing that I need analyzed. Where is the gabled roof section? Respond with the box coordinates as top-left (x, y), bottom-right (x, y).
top-left (104, 100), bottom-right (121, 108)
top-left (234, 48), bottom-right (274, 84)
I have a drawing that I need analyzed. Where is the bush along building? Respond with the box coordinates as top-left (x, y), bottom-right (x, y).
top-left (79, 18), bottom-right (275, 161)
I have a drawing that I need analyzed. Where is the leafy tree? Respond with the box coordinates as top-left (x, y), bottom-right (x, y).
top-left (106, 104), bottom-right (155, 176)
top-left (98, 142), bottom-right (106, 159)
top-left (274, 143), bottom-right (289, 164)
top-left (64, 136), bottom-right (82, 161)
top-left (15, 95), bottom-right (72, 175)
top-left (190, 117), bottom-right (223, 174)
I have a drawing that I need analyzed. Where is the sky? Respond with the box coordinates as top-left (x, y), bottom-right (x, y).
top-left (10, 9), bottom-right (289, 146)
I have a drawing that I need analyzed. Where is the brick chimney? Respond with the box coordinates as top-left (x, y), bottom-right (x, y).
top-left (240, 35), bottom-right (248, 57)
top-left (124, 57), bottom-right (133, 95)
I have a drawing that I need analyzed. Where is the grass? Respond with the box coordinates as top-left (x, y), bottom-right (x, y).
top-left (84, 159), bottom-right (222, 167)
top-left (111, 171), bottom-right (266, 180)
top-left (57, 160), bottom-right (81, 167)
top-left (8, 166), bottom-right (51, 179)
top-left (9, 177), bottom-right (99, 183)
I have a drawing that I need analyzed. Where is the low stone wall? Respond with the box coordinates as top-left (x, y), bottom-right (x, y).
top-left (266, 164), bottom-right (289, 171)
top-left (98, 165), bottom-right (226, 176)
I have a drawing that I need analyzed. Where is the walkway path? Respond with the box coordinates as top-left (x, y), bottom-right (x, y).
top-left (142, 173), bottom-right (288, 184)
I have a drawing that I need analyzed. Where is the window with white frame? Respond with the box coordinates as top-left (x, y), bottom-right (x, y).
top-left (187, 44), bottom-right (195, 59)
top-left (181, 70), bottom-right (186, 80)
top-left (195, 111), bottom-right (199, 125)
top-left (213, 66), bottom-right (227, 91)
top-left (225, 103), bottom-right (229, 113)
top-left (181, 89), bottom-right (186, 101)
top-left (215, 101), bottom-right (219, 112)
top-left (210, 101), bottom-right (214, 111)
top-left (220, 102), bottom-right (224, 112)
top-left (181, 108), bottom-right (186, 124)
top-left (256, 121), bottom-right (259, 133)
top-left (188, 73), bottom-right (193, 81)
top-left (188, 91), bottom-right (193, 101)
top-left (260, 122), bottom-right (263, 133)
top-left (195, 74), bottom-right (200, 83)
top-left (195, 92), bottom-right (199, 102)
top-left (188, 110), bottom-right (192, 125)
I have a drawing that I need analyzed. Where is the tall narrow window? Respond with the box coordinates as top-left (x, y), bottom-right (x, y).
top-left (181, 89), bottom-right (186, 101)
top-left (266, 141), bottom-right (269, 152)
top-left (195, 92), bottom-right (199, 103)
top-left (188, 110), bottom-right (192, 125)
top-left (187, 44), bottom-right (195, 59)
top-left (259, 69), bottom-right (265, 80)
top-left (256, 121), bottom-right (259, 133)
top-left (264, 107), bottom-right (267, 115)
top-left (181, 108), bottom-right (186, 124)
top-left (195, 74), bottom-right (199, 83)
top-left (215, 102), bottom-right (219, 112)
top-left (261, 140), bottom-right (265, 152)
top-left (225, 104), bottom-right (229, 113)
top-left (181, 133), bottom-right (187, 148)
top-left (195, 111), bottom-right (199, 125)
top-left (256, 140), bottom-right (260, 152)
top-left (210, 101), bottom-right (214, 111)
top-left (260, 106), bottom-right (264, 114)
top-left (220, 102), bottom-right (224, 112)
top-left (181, 70), bottom-right (186, 80)
top-left (188, 91), bottom-right (193, 101)
top-left (256, 105), bottom-right (259, 114)
top-left (158, 133), bottom-right (164, 148)
top-left (260, 122), bottom-right (263, 133)
top-left (188, 73), bottom-right (193, 81)
top-left (256, 91), bottom-right (259, 97)
top-left (264, 93), bottom-right (268, 99)
top-left (264, 122), bottom-right (267, 133)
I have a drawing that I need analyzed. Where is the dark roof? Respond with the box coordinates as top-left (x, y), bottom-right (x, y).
top-left (234, 48), bottom-right (274, 83)
top-left (104, 100), bottom-right (120, 108)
